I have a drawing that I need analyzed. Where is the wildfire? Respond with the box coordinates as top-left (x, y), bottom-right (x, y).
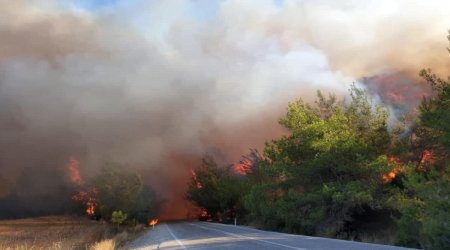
top-left (233, 159), bottom-right (253, 175)
top-left (382, 156), bottom-right (403, 183)
top-left (148, 219), bottom-right (158, 226)
top-left (382, 168), bottom-right (398, 183)
top-left (66, 156), bottom-right (81, 185)
top-left (198, 208), bottom-right (211, 221)
top-left (148, 218), bottom-right (158, 229)
top-left (387, 91), bottom-right (405, 102)
top-left (67, 156), bottom-right (97, 216)
top-left (86, 201), bottom-right (95, 216)
top-left (72, 188), bottom-right (97, 216)
top-left (388, 156), bottom-right (402, 165)
top-left (418, 149), bottom-right (435, 172)
top-left (200, 209), bottom-right (208, 217)
top-left (191, 170), bottom-right (203, 189)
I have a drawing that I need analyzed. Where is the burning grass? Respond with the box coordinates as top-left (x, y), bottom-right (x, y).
top-left (0, 216), bottom-right (144, 250)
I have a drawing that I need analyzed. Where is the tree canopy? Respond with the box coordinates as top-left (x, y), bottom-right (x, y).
top-left (88, 163), bottom-right (159, 223)
top-left (243, 87), bottom-right (398, 236)
top-left (186, 156), bottom-right (247, 222)
top-left (185, 32), bottom-right (450, 249)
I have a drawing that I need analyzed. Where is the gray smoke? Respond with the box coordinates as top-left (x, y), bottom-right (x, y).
top-left (0, 0), bottom-right (448, 218)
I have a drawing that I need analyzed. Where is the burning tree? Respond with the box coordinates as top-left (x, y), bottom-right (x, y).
top-left (190, 170), bottom-right (203, 189)
top-left (65, 156), bottom-right (99, 217)
top-left (71, 188), bottom-right (98, 216)
top-left (243, 87), bottom-right (398, 236)
top-left (91, 163), bottom-right (159, 223)
top-left (66, 156), bottom-right (82, 185)
top-left (69, 160), bottom-right (159, 223)
top-left (381, 156), bottom-right (404, 183)
top-left (395, 32), bottom-right (450, 250)
top-left (186, 156), bottom-right (247, 222)
top-left (234, 159), bottom-right (253, 175)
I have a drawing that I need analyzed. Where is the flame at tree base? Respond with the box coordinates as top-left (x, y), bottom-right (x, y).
top-left (382, 168), bottom-right (399, 183)
top-left (148, 219), bottom-right (158, 228)
top-left (382, 156), bottom-right (403, 183)
top-left (72, 188), bottom-right (98, 216)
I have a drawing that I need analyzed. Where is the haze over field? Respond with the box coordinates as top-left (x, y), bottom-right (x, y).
top-left (0, 0), bottom-right (449, 219)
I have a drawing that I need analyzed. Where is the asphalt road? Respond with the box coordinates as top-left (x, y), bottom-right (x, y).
top-left (125, 222), bottom-right (416, 250)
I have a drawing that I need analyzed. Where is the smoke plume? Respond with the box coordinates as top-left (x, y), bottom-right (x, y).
top-left (0, 0), bottom-right (449, 219)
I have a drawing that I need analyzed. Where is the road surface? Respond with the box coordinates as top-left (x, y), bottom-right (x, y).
top-left (125, 222), bottom-right (416, 250)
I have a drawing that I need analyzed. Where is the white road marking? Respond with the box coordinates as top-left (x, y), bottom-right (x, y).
top-left (188, 223), bottom-right (306, 250)
top-left (166, 223), bottom-right (186, 249)
top-left (205, 222), bottom-right (316, 239)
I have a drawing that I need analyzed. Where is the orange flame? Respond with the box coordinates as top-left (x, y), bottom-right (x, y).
top-left (198, 208), bottom-right (211, 221)
top-left (418, 150), bottom-right (434, 172)
top-left (72, 188), bottom-right (97, 216)
top-left (66, 156), bottom-right (81, 185)
top-left (387, 91), bottom-right (405, 102)
top-left (148, 219), bottom-right (158, 226)
top-left (200, 209), bottom-right (208, 217)
top-left (382, 156), bottom-right (402, 183)
top-left (382, 169), bottom-right (398, 183)
top-left (86, 200), bottom-right (95, 216)
top-left (388, 156), bottom-right (402, 165)
top-left (234, 159), bottom-right (253, 175)
top-left (191, 170), bottom-right (203, 189)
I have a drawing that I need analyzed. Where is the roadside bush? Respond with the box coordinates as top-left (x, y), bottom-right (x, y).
top-left (92, 163), bottom-right (159, 223)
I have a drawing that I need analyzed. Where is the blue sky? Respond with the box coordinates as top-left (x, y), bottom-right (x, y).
top-left (71, 0), bottom-right (120, 10)
top-left (68, 0), bottom-right (221, 23)
top-left (69, 0), bottom-right (282, 19)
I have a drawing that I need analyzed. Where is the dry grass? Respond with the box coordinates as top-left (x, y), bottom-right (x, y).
top-left (90, 239), bottom-right (115, 250)
top-left (0, 216), bottom-right (143, 250)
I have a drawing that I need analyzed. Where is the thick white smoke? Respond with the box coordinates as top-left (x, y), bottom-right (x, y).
top-left (0, 0), bottom-right (448, 218)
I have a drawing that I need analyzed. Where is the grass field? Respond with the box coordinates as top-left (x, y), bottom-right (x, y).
top-left (0, 216), bottom-right (143, 250)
